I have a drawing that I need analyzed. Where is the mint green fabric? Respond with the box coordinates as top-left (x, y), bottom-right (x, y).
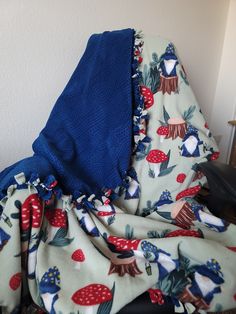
top-left (0, 32), bottom-right (236, 314)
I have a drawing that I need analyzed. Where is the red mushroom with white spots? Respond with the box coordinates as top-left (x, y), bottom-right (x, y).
top-left (71, 283), bottom-right (112, 314)
top-left (20, 193), bottom-right (43, 265)
top-left (176, 173), bottom-right (186, 183)
top-left (210, 151), bottom-right (220, 161)
top-left (140, 86), bottom-right (154, 109)
top-left (107, 236), bottom-right (141, 252)
top-left (148, 288), bottom-right (165, 305)
top-left (146, 150), bottom-right (168, 177)
top-left (71, 249), bottom-right (85, 270)
top-left (21, 194), bottom-right (43, 232)
top-left (45, 208), bottom-right (67, 241)
top-left (156, 126), bottom-right (169, 142)
top-left (175, 185), bottom-right (201, 201)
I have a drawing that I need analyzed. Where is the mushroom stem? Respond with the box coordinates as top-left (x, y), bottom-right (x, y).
top-left (152, 163), bottom-right (161, 177)
top-left (74, 262), bottom-right (81, 270)
top-left (41, 293), bottom-right (56, 313)
top-left (160, 135), bottom-right (164, 143)
top-left (85, 306), bottom-right (94, 314)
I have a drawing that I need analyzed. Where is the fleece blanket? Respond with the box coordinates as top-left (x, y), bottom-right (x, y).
top-left (0, 29), bottom-right (236, 314)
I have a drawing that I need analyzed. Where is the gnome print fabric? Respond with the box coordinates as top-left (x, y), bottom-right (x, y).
top-left (0, 29), bottom-right (236, 314)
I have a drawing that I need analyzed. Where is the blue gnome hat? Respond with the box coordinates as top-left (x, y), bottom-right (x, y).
top-left (0, 227), bottom-right (11, 250)
top-left (160, 43), bottom-right (179, 77)
top-left (155, 190), bottom-right (173, 207)
top-left (39, 266), bottom-right (61, 294)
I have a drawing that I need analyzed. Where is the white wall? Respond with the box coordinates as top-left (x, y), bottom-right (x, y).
top-left (0, 0), bottom-right (229, 170)
top-left (210, 0), bottom-right (236, 163)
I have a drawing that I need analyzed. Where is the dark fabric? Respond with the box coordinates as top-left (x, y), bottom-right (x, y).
top-left (0, 29), bottom-right (134, 198)
top-left (118, 292), bottom-right (174, 314)
top-left (198, 161), bottom-right (236, 214)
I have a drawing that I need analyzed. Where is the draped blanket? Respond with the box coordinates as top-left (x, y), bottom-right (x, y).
top-left (0, 29), bottom-right (236, 314)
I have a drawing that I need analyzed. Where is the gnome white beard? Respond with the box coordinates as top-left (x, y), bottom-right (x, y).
top-left (183, 136), bottom-right (198, 155)
top-left (194, 272), bottom-right (218, 297)
top-left (164, 59), bottom-right (177, 75)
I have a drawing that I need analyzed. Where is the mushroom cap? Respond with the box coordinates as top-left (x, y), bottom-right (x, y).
top-left (21, 194), bottom-right (43, 231)
top-left (107, 236), bottom-right (141, 251)
top-left (72, 284), bottom-right (112, 306)
top-left (156, 126), bottom-right (168, 136)
top-left (146, 150), bottom-right (168, 164)
top-left (71, 249), bottom-right (85, 262)
top-left (140, 85), bottom-right (154, 109)
top-left (9, 272), bottom-right (22, 290)
top-left (31, 194), bottom-right (43, 228)
top-left (45, 208), bottom-right (67, 228)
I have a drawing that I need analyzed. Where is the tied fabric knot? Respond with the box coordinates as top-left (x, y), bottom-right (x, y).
top-left (61, 195), bottom-right (74, 212)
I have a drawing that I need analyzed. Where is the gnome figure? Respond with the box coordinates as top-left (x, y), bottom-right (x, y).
top-left (191, 203), bottom-right (229, 232)
top-left (155, 190), bottom-right (173, 208)
top-left (158, 43), bottom-right (179, 94)
top-left (180, 259), bottom-right (224, 309)
top-left (141, 241), bottom-right (178, 280)
top-left (125, 168), bottom-right (140, 200)
top-left (39, 266), bottom-right (61, 314)
top-left (181, 125), bottom-right (203, 157)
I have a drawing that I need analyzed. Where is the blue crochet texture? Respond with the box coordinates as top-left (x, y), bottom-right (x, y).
top-left (0, 28), bottom-right (134, 198)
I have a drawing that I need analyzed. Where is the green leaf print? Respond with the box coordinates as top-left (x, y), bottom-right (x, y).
top-left (147, 230), bottom-right (160, 238)
top-left (53, 227), bottom-right (67, 240)
top-left (14, 200), bottom-right (22, 210)
top-left (148, 169), bottom-right (155, 178)
top-left (180, 69), bottom-right (189, 86)
top-left (158, 120), bottom-right (167, 126)
top-left (163, 106), bottom-right (170, 124)
top-left (48, 237), bottom-right (74, 247)
top-left (125, 224), bottom-right (134, 239)
top-left (158, 165), bottom-right (176, 177)
top-left (97, 283), bottom-right (115, 314)
top-left (107, 215), bottom-right (115, 225)
top-left (160, 150), bottom-right (170, 171)
top-left (11, 212), bottom-right (20, 219)
top-left (152, 52), bottom-right (159, 64)
top-left (183, 105), bottom-right (196, 122)
top-left (156, 270), bottom-right (190, 296)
